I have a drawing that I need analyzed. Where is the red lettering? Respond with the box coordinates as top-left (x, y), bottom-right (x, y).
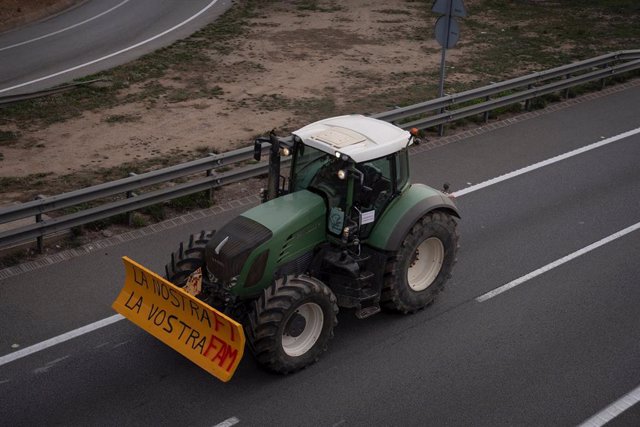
top-left (219, 346), bottom-right (238, 372)
top-left (229, 323), bottom-right (236, 342)
top-left (212, 311), bottom-right (226, 332)
top-left (203, 335), bottom-right (224, 358)
top-left (203, 335), bottom-right (238, 372)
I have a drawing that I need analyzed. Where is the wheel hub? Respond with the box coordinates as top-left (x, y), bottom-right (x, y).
top-left (281, 302), bottom-right (324, 357)
top-left (407, 237), bottom-right (445, 292)
top-left (284, 312), bottom-right (307, 338)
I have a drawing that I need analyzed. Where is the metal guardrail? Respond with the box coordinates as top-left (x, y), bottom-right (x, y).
top-left (373, 50), bottom-right (640, 128)
top-left (1, 50), bottom-right (639, 250)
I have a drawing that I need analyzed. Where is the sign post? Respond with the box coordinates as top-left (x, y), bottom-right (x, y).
top-left (432, 0), bottom-right (466, 135)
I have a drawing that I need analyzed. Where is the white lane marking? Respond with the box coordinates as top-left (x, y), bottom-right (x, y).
top-left (0, 126), bottom-right (638, 366)
top-left (0, 379), bottom-right (10, 385)
top-left (0, 0), bottom-right (220, 94)
top-left (451, 127), bottom-right (640, 198)
top-left (0, 0), bottom-right (130, 52)
top-left (33, 355), bottom-right (70, 374)
top-left (213, 417), bottom-right (240, 427)
top-left (578, 384), bottom-right (640, 427)
top-left (476, 221), bottom-right (640, 302)
top-left (0, 314), bottom-right (123, 368)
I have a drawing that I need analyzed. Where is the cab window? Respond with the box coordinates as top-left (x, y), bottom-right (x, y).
top-left (291, 143), bottom-right (331, 191)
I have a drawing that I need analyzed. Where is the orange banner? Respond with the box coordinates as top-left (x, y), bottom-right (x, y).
top-left (112, 257), bottom-right (245, 382)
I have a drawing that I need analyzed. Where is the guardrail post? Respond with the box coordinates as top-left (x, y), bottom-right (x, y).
top-left (524, 84), bottom-right (533, 111)
top-left (438, 107), bottom-right (446, 137)
top-left (564, 74), bottom-right (571, 99)
top-left (35, 195), bottom-right (45, 253)
top-left (126, 172), bottom-right (137, 226)
top-left (483, 96), bottom-right (491, 123)
top-left (600, 62), bottom-right (609, 90)
top-left (206, 153), bottom-right (218, 202)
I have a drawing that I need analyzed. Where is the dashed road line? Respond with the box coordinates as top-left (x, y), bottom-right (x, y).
top-left (112, 340), bottom-right (131, 349)
top-left (212, 417), bottom-right (240, 427)
top-left (0, 315), bottom-right (123, 368)
top-left (451, 126), bottom-right (640, 198)
top-left (476, 221), bottom-right (640, 302)
top-left (94, 342), bottom-right (111, 349)
top-left (578, 384), bottom-right (640, 427)
top-left (33, 355), bottom-right (70, 375)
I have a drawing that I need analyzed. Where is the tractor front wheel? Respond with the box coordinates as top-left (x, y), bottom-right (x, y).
top-left (382, 211), bottom-right (458, 314)
top-left (165, 230), bottom-right (213, 287)
top-left (247, 275), bottom-right (338, 374)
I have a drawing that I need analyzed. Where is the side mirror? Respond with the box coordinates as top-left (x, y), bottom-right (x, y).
top-left (408, 127), bottom-right (423, 146)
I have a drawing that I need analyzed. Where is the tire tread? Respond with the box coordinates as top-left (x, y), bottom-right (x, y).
top-left (247, 275), bottom-right (338, 374)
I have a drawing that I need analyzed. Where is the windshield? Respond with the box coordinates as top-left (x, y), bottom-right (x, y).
top-left (291, 143), bottom-right (332, 191)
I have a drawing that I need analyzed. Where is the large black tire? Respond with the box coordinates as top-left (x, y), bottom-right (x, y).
top-left (165, 230), bottom-right (214, 287)
top-left (247, 275), bottom-right (338, 374)
top-left (382, 211), bottom-right (458, 314)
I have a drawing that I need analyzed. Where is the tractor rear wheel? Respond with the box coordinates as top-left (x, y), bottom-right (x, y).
top-left (164, 230), bottom-right (214, 287)
top-left (247, 275), bottom-right (338, 374)
top-left (382, 211), bottom-right (458, 314)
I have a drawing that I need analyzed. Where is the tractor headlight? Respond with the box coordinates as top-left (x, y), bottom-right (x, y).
top-left (337, 169), bottom-right (346, 180)
top-left (335, 151), bottom-right (349, 161)
top-left (342, 226), bottom-right (350, 238)
top-left (280, 147), bottom-right (291, 156)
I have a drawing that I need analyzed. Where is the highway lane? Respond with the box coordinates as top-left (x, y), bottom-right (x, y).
top-left (416, 85), bottom-right (640, 195)
top-left (0, 84), bottom-right (639, 425)
top-left (0, 0), bottom-right (231, 96)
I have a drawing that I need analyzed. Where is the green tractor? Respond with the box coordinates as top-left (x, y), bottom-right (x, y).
top-left (165, 115), bottom-right (459, 374)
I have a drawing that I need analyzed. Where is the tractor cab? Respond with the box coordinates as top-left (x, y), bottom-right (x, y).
top-left (288, 115), bottom-right (414, 242)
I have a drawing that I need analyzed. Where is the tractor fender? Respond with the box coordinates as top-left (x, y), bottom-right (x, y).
top-left (366, 183), bottom-right (460, 252)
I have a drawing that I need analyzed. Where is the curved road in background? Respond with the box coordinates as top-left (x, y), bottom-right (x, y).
top-left (0, 0), bottom-right (232, 96)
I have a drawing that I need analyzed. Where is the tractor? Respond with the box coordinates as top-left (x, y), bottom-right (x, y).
top-left (164, 115), bottom-right (459, 374)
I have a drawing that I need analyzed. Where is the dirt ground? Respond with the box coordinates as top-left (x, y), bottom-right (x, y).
top-left (0, 0), bottom-right (475, 182)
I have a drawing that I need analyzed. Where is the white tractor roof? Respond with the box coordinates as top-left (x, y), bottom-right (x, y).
top-left (292, 115), bottom-right (411, 163)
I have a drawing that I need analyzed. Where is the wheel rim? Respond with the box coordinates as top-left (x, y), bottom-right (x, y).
top-left (407, 237), bottom-right (444, 291)
top-left (282, 302), bottom-right (324, 357)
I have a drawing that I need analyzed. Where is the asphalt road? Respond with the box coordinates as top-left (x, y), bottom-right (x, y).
top-left (0, 0), bottom-right (231, 96)
top-left (0, 83), bottom-right (639, 426)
